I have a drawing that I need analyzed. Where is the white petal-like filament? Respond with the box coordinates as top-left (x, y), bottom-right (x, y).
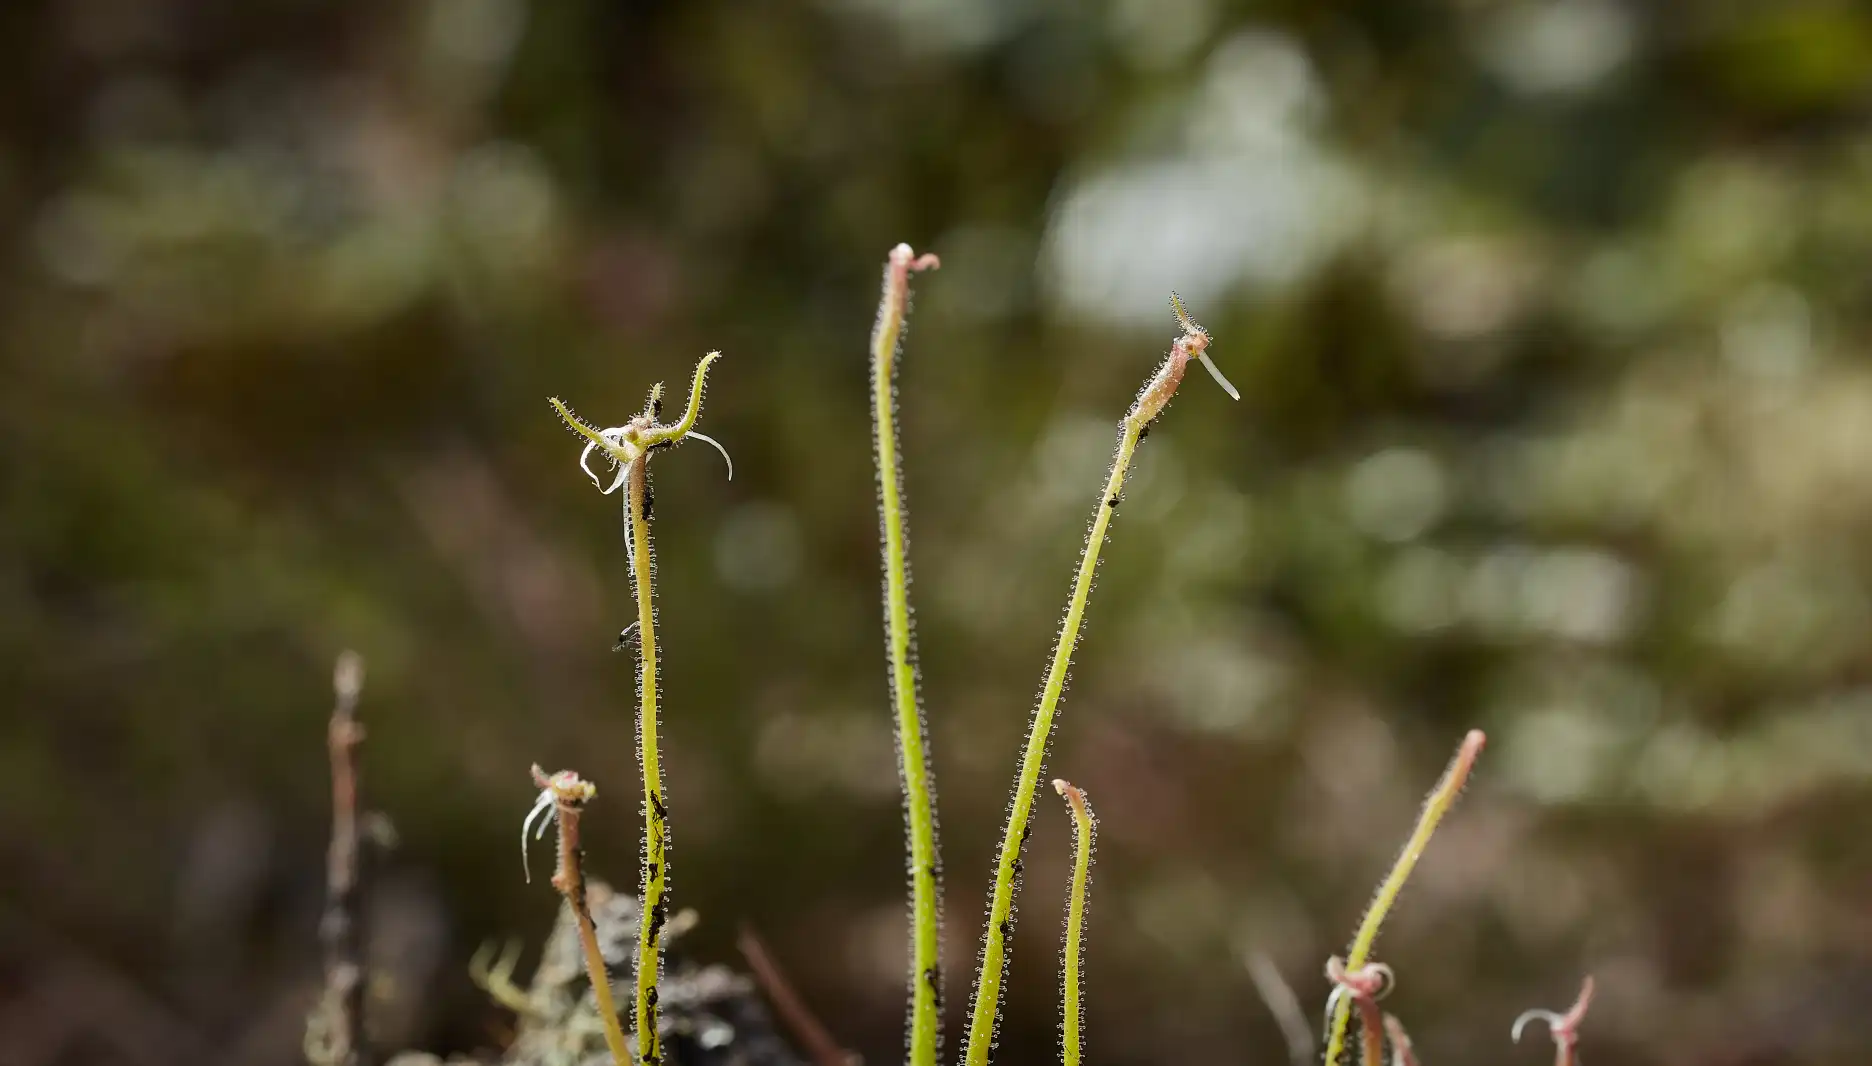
top-left (1321, 985), bottom-right (1346, 1039)
top-left (1198, 351), bottom-right (1241, 401)
top-left (1511, 1010), bottom-right (1563, 1044)
top-left (578, 441), bottom-right (604, 489)
top-left (687, 431), bottom-right (734, 481)
top-left (598, 428), bottom-right (634, 494)
top-left (521, 789), bottom-right (556, 883)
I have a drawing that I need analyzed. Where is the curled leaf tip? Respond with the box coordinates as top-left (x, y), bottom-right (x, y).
top-left (890, 243), bottom-right (941, 273)
top-left (1326, 956), bottom-right (1396, 1001)
top-left (1512, 975), bottom-right (1594, 1046)
top-left (1510, 1010), bottom-right (1553, 1044)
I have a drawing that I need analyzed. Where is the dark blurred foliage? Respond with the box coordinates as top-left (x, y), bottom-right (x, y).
top-left (5, 1), bottom-right (1872, 1064)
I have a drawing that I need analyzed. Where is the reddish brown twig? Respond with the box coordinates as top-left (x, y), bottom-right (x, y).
top-left (737, 926), bottom-right (856, 1066)
top-left (527, 766), bottom-right (631, 1066)
top-left (1513, 976), bottom-right (1595, 1066)
top-left (310, 651), bottom-right (370, 1066)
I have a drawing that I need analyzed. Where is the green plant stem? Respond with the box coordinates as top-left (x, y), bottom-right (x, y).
top-left (1322, 730), bottom-right (1485, 1066)
top-left (961, 414), bottom-right (1142, 1066)
top-left (1054, 780), bottom-right (1096, 1066)
top-left (549, 351), bottom-right (723, 1066)
top-left (625, 456), bottom-right (670, 1066)
top-left (870, 244), bottom-right (942, 1066)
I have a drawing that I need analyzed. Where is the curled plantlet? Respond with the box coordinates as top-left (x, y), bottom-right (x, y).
top-left (1512, 976), bottom-right (1594, 1066)
top-left (550, 350), bottom-right (732, 493)
top-left (961, 298), bottom-right (1238, 1066)
top-left (1324, 957), bottom-right (1394, 1066)
top-left (1052, 780), bottom-right (1096, 1066)
top-left (869, 242), bottom-right (945, 1066)
top-left (1321, 730), bottom-right (1486, 1066)
top-left (523, 766), bottom-right (631, 1066)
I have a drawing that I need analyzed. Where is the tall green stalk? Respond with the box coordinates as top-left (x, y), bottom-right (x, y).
top-left (1321, 730), bottom-right (1485, 1066)
top-left (869, 243), bottom-right (944, 1066)
top-left (622, 453), bottom-right (669, 1066)
top-left (550, 353), bottom-right (726, 1066)
top-left (960, 299), bottom-right (1237, 1066)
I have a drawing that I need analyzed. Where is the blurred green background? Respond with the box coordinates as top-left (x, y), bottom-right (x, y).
top-left (5, 1), bottom-right (1872, 1064)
